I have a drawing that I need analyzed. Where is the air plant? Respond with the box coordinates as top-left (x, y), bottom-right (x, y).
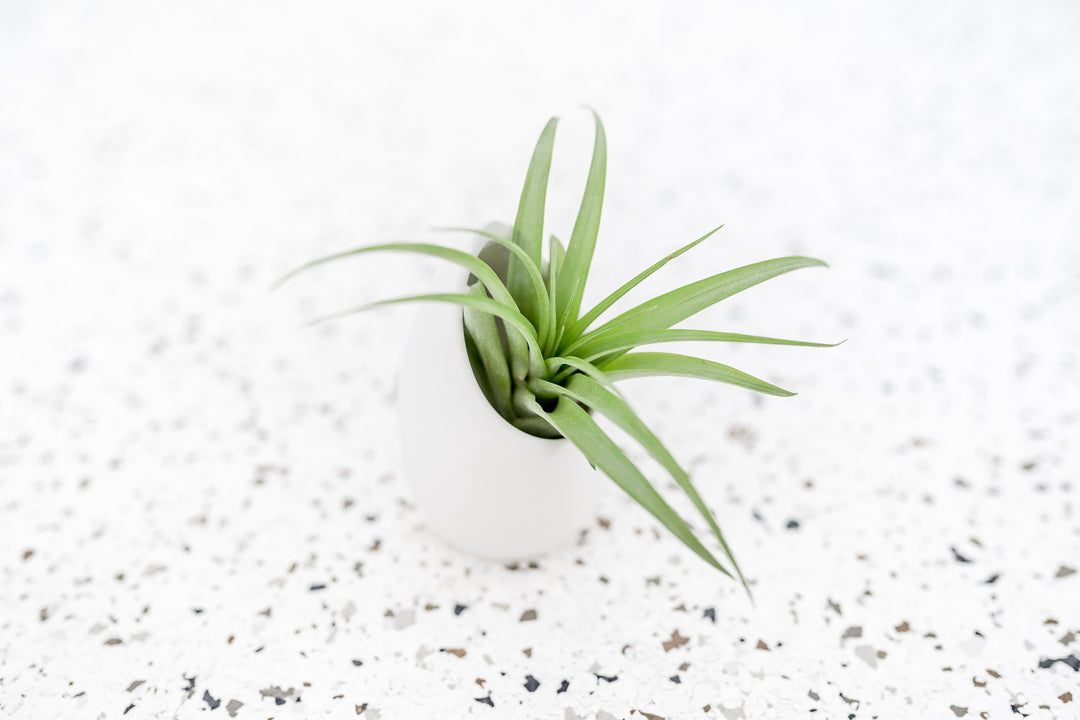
top-left (277, 112), bottom-right (834, 590)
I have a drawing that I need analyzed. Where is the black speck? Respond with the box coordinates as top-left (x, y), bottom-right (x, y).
top-left (310, 584), bottom-right (326, 591)
top-left (670, 675), bottom-right (681, 683)
top-left (594, 673), bottom-right (618, 683)
top-left (183, 676), bottom-right (196, 692)
top-left (123, 704), bottom-right (135, 715)
top-left (1011, 704), bottom-right (1030, 716)
top-left (203, 690), bottom-right (221, 710)
top-left (984, 574), bottom-right (1000, 584)
top-left (557, 680), bottom-right (569, 694)
top-left (786, 519), bottom-right (800, 530)
top-left (254, 646), bottom-right (264, 653)
top-left (193, 608), bottom-right (204, 614)
top-left (275, 698), bottom-right (285, 706)
top-left (951, 546), bottom-right (973, 563)
top-left (475, 696), bottom-right (494, 707)
top-left (454, 604), bottom-right (468, 616)
top-left (524, 675), bottom-right (540, 692)
top-left (352, 659), bottom-right (363, 667)
top-left (1037, 655), bottom-right (1079, 671)
top-left (752, 509), bottom-right (764, 522)
top-left (703, 607), bottom-right (716, 623)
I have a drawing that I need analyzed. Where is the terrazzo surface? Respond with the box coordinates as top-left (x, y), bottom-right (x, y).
top-left (1, 2), bottom-right (1078, 718)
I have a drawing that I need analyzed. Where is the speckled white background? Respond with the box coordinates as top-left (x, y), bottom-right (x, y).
top-left (1, 2), bottom-right (1078, 719)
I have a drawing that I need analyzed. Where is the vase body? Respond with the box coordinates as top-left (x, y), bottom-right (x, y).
top-left (397, 239), bottom-right (601, 560)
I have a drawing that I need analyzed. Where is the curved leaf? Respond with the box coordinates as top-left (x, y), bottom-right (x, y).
top-left (580, 328), bottom-right (841, 365)
top-left (310, 293), bottom-right (547, 380)
top-left (561, 226), bottom-right (722, 351)
top-left (555, 110), bottom-right (606, 333)
top-left (463, 283), bottom-right (512, 419)
top-left (535, 374), bottom-right (748, 592)
top-left (509, 118), bottom-right (558, 330)
top-left (433, 226), bottom-right (552, 353)
top-left (273, 242), bottom-right (515, 308)
top-left (525, 394), bottom-right (734, 578)
top-left (571, 256), bottom-right (827, 354)
top-left (602, 352), bottom-right (795, 397)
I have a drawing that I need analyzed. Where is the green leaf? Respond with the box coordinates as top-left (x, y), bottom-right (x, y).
top-left (463, 283), bottom-right (513, 419)
top-left (571, 256), bottom-right (827, 355)
top-left (310, 292), bottom-right (547, 381)
top-left (555, 109), bottom-right (606, 333)
top-left (548, 234), bottom-right (566, 279)
top-left (433, 226), bottom-right (553, 355)
top-left (508, 118), bottom-right (558, 331)
top-left (579, 328), bottom-right (841, 365)
top-left (463, 322), bottom-right (500, 417)
top-left (561, 226), bottom-right (721, 350)
top-left (273, 242), bottom-right (516, 308)
top-left (544, 235), bottom-right (563, 355)
top-left (535, 374), bottom-right (749, 592)
top-left (601, 352), bottom-right (795, 397)
top-left (510, 413), bottom-right (562, 439)
top-left (525, 394), bottom-right (734, 577)
top-left (543, 355), bottom-right (620, 393)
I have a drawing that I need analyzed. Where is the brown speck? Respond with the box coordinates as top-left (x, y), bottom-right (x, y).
top-left (476, 678), bottom-right (485, 688)
top-left (22, 549), bottom-right (34, 561)
top-left (621, 644), bottom-right (632, 655)
top-left (443, 648), bottom-right (466, 658)
top-left (1045, 618), bottom-right (1060, 625)
top-left (703, 705), bottom-right (711, 713)
top-left (104, 638), bottom-right (122, 646)
top-left (973, 677), bottom-right (986, 687)
top-left (597, 517), bottom-right (611, 529)
top-left (756, 639), bottom-right (770, 651)
top-left (1060, 692), bottom-right (1073, 703)
top-left (522, 648), bottom-right (532, 658)
top-left (519, 609), bottom-right (537, 622)
top-left (39, 607), bottom-right (49, 622)
top-left (662, 630), bottom-right (689, 652)
top-left (1060, 631), bottom-right (1076, 646)
top-left (986, 668), bottom-right (1001, 678)
top-left (895, 621), bottom-right (910, 633)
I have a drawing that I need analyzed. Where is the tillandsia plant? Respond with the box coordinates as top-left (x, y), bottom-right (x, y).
top-left (277, 112), bottom-right (835, 590)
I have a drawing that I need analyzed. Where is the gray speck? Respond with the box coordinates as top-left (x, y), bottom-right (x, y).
top-left (841, 626), bottom-right (862, 641)
top-left (719, 704), bottom-right (746, 719)
top-left (854, 645), bottom-right (878, 668)
top-left (125, 680), bottom-right (144, 692)
top-left (393, 609), bottom-right (416, 630)
top-left (225, 699), bottom-right (243, 717)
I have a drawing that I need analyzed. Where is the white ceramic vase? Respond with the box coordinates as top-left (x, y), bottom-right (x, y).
top-left (397, 237), bottom-right (601, 560)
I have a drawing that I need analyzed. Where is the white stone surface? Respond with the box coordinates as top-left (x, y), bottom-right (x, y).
top-left (1, 1), bottom-right (1078, 718)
